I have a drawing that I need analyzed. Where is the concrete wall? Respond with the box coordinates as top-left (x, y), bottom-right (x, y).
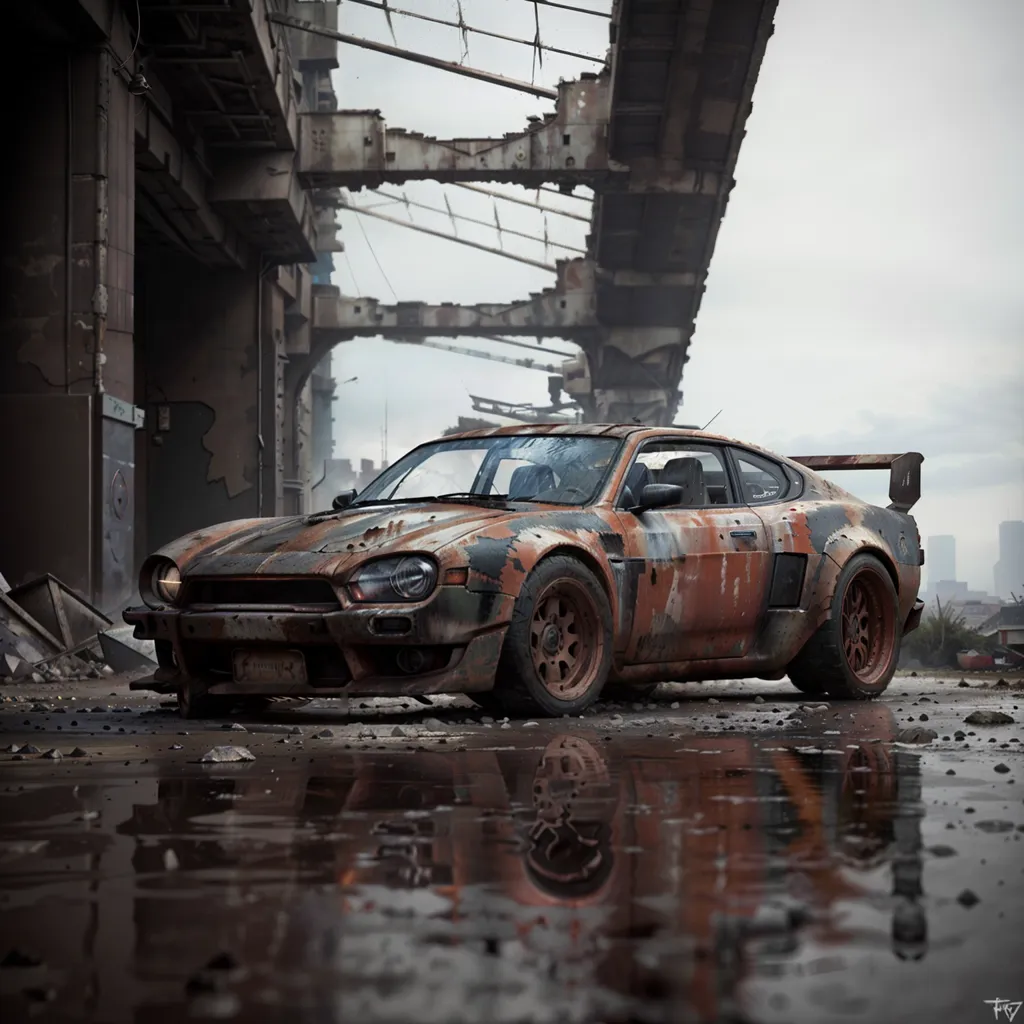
top-left (138, 257), bottom-right (261, 552)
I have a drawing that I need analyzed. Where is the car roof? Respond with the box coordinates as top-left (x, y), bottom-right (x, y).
top-left (440, 423), bottom-right (762, 449)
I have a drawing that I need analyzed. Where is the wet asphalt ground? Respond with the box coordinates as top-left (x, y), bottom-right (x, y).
top-left (0, 672), bottom-right (1022, 1024)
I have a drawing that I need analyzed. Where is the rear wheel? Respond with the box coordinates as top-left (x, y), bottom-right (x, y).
top-left (493, 556), bottom-right (612, 717)
top-left (788, 553), bottom-right (900, 699)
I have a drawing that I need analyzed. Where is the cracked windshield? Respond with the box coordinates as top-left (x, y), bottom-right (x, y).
top-left (356, 435), bottom-right (620, 504)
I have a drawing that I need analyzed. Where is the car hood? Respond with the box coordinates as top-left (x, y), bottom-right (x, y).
top-left (159, 504), bottom-right (513, 576)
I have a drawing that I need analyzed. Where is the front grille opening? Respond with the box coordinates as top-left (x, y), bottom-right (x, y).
top-left (184, 578), bottom-right (340, 608)
top-left (181, 642), bottom-right (350, 688)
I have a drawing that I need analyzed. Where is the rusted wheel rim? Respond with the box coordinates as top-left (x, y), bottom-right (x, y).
top-left (529, 579), bottom-right (604, 701)
top-left (841, 569), bottom-right (896, 685)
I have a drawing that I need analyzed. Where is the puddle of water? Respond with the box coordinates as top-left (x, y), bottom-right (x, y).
top-left (0, 704), bottom-right (1021, 1023)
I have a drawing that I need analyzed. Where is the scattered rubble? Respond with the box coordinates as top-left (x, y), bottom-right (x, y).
top-left (964, 710), bottom-right (1015, 726)
top-left (199, 746), bottom-right (255, 764)
top-left (896, 726), bottom-right (938, 744)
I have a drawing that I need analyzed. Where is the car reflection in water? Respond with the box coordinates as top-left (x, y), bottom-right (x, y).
top-left (95, 703), bottom-right (928, 1022)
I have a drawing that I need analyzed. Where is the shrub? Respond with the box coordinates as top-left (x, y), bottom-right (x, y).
top-left (901, 598), bottom-right (997, 668)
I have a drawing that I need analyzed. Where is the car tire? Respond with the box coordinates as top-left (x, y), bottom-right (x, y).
top-left (493, 555), bottom-right (613, 717)
top-left (788, 553), bottom-right (901, 699)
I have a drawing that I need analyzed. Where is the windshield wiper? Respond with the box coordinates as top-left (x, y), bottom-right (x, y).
top-left (348, 493), bottom-right (510, 509)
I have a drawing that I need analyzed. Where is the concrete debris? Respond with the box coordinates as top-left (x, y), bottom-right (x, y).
top-left (164, 849), bottom-right (181, 871)
top-left (42, 749), bottom-right (62, 760)
top-left (964, 710), bottom-right (1015, 725)
top-left (199, 746), bottom-right (255, 763)
top-left (993, 763), bottom-right (1011, 774)
top-left (6, 574), bottom-right (111, 652)
top-left (896, 726), bottom-right (938, 744)
top-left (98, 625), bottom-right (157, 673)
top-left (956, 889), bottom-right (980, 908)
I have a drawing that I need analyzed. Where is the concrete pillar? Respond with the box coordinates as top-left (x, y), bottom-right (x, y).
top-left (0, 42), bottom-right (137, 610)
top-left (138, 258), bottom-right (263, 552)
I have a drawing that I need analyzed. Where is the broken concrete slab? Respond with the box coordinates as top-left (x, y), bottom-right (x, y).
top-left (199, 746), bottom-right (256, 763)
top-left (0, 589), bottom-right (62, 671)
top-left (6, 574), bottom-right (111, 651)
top-left (98, 625), bottom-right (156, 673)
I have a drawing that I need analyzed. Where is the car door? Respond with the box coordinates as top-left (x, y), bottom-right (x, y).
top-left (619, 441), bottom-right (772, 663)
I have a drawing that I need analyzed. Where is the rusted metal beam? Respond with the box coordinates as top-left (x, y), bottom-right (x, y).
top-left (341, 202), bottom-right (557, 271)
top-left (268, 12), bottom-right (558, 98)
top-left (453, 183), bottom-right (591, 223)
top-left (389, 339), bottom-right (561, 374)
top-left (311, 262), bottom-right (597, 340)
top-left (297, 76), bottom-right (610, 190)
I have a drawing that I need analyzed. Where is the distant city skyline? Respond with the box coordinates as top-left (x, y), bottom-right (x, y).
top-left (924, 520), bottom-right (1024, 599)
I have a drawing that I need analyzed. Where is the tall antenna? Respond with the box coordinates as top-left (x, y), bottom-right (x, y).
top-left (384, 396), bottom-right (389, 466)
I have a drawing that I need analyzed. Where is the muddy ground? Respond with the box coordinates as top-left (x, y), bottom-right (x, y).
top-left (0, 671), bottom-right (1021, 1024)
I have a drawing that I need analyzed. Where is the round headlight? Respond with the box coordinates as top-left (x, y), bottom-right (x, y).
top-left (390, 556), bottom-right (437, 601)
top-left (152, 561), bottom-right (182, 604)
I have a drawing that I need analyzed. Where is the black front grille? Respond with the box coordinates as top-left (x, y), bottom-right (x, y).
top-left (184, 578), bottom-right (340, 607)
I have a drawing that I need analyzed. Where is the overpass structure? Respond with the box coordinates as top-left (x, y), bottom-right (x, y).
top-left (0, 0), bottom-right (776, 611)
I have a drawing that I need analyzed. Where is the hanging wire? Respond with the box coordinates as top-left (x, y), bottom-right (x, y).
top-left (455, 0), bottom-right (470, 64)
top-left (492, 201), bottom-right (504, 250)
top-left (343, 250), bottom-right (363, 295)
top-left (443, 193), bottom-right (459, 236)
top-left (381, 0), bottom-right (397, 43)
top-left (530, 1), bottom-right (543, 85)
top-left (114, 0), bottom-right (142, 72)
top-left (353, 212), bottom-right (398, 301)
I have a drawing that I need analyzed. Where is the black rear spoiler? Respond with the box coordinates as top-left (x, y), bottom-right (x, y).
top-left (788, 452), bottom-right (924, 513)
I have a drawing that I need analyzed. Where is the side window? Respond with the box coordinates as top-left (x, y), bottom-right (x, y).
top-left (734, 450), bottom-right (789, 505)
top-left (624, 445), bottom-right (732, 507)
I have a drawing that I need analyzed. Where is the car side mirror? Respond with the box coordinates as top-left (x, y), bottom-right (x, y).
top-left (332, 489), bottom-right (357, 511)
top-left (631, 483), bottom-right (683, 513)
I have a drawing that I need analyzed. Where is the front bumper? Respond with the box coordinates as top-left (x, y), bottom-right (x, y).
top-left (124, 586), bottom-right (514, 698)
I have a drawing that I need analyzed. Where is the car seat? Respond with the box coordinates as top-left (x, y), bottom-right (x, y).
top-left (659, 457), bottom-right (706, 506)
top-left (508, 464), bottom-right (557, 500)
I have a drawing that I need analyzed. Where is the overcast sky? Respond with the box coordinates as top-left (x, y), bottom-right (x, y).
top-left (325, 0), bottom-right (1024, 593)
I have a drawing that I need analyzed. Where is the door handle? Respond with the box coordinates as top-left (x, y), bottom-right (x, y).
top-left (730, 530), bottom-right (757, 538)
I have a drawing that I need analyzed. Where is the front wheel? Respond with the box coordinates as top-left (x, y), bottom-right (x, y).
top-left (788, 553), bottom-right (901, 699)
top-left (493, 556), bottom-right (613, 717)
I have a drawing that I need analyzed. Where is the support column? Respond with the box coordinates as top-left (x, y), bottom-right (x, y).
top-left (0, 42), bottom-right (136, 610)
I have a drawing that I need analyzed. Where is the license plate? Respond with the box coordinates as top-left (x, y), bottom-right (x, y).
top-left (232, 649), bottom-right (307, 685)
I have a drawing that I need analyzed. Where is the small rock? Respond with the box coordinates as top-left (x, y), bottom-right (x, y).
top-left (77, 810), bottom-right (99, 822)
top-left (68, 747), bottom-right (88, 758)
top-left (3, 744), bottom-right (21, 754)
top-left (391, 726), bottom-right (406, 738)
top-left (164, 848), bottom-right (180, 871)
top-left (30, 672), bottom-right (43, 684)
top-left (313, 729), bottom-right (334, 739)
top-left (919, 713), bottom-right (929, 721)
top-left (170, 744), bottom-right (183, 750)
top-left (946, 769), bottom-right (956, 775)
top-left (974, 820), bottom-right (1014, 833)
top-left (800, 703), bottom-right (830, 712)
top-left (753, 695), bottom-right (765, 704)
top-left (42, 749), bottom-right (62, 760)
top-left (21, 744), bottom-right (40, 755)
top-left (422, 718), bottom-right (443, 729)
top-left (500, 722), bottom-right (511, 730)
top-left (957, 679), bottom-right (969, 688)
top-left (481, 716), bottom-right (494, 725)
top-left (964, 710), bottom-right (1014, 726)
top-left (896, 726), bottom-right (937, 744)
top-left (927, 845), bottom-right (957, 857)
top-left (223, 723), bottom-right (248, 733)
top-left (523, 721), bottom-right (539, 728)
top-left (102, 665), bottom-right (114, 676)
top-left (670, 702), bottom-right (680, 709)
top-left (994, 763), bottom-right (1011, 774)
top-left (30, 704), bottom-right (47, 713)
top-left (199, 746), bottom-right (255, 763)
top-left (715, 711), bottom-right (730, 719)
top-left (956, 889), bottom-right (980, 908)
top-left (708, 698), bottom-right (720, 704)
top-left (994, 678), bottom-right (1008, 688)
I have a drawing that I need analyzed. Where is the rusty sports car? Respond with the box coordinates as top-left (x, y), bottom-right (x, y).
top-left (125, 425), bottom-right (925, 717)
